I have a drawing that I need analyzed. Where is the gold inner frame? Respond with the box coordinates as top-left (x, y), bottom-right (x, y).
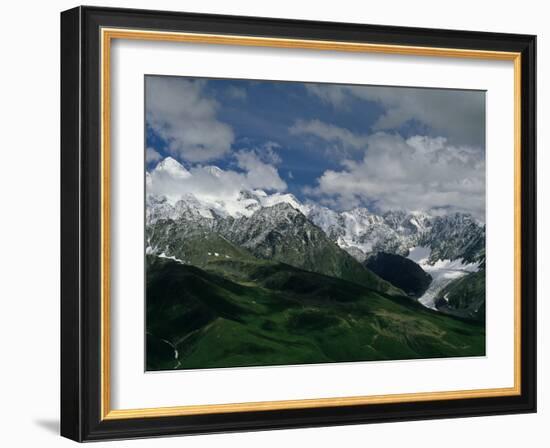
top-left (100, 27), bottom-right (522, 420)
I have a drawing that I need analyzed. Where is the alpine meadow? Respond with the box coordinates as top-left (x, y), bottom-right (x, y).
top-left (145, 76), bottom-right (486, 371)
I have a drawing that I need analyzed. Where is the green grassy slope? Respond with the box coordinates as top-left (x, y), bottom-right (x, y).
top-left (146, 256), bottom-right (485, 370)
top-left (435, 270), bottom-right (486, 322)
top-left (147, 222), bottom-right (403, 296)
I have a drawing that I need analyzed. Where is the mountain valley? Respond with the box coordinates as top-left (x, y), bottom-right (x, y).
top-left (145, 157), bottom-right (486, 370)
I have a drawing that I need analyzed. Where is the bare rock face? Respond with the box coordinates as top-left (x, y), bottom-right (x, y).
top-left (145, 183), bottom-right (485, 304)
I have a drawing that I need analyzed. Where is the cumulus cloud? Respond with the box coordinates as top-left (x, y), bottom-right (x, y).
top-left (290, 119), bottom-right (368, 150)
top-left (304, 132), bottom-right (485, 220)
top-left (305, 84), bottom-right (485, 147)
top-left (147, 152), bottom-right (287, 206)
top-left (145, 147), bottom-right (162, 163)
top-left (146, 76), bottom-right (234, 162)
top-left (235, 150), bottom-right (287, 191)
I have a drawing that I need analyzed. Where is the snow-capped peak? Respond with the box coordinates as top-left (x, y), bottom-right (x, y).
top-left (260, 192), bottom-right (307, 215)
top-left (203, 165), bottom-right (224, 178)
top-left (154, 156), bottom-right (191, 179)
top-left (145, 159), bottom-right (484, 266)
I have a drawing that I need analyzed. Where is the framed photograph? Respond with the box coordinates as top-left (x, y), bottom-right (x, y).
top-left (60, 6), bottom-right (536, 442)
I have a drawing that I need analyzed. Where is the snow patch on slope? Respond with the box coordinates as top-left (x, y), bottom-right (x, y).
top-left (407, 246), bottom-right (479, 309)
top-left (147, 188), bottom-right (305, 223)
top-left (158, 252), bottom-right (185, 264)
top-left (154, 157), bottom-right (191, 179)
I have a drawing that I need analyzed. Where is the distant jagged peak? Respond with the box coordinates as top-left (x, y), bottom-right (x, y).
top-left (173, 194), bottom-right (215, 219)
top-left (145, 162), bottom-right (484, 264)
top-left (260, 192), bottom-right (306, 214)
top-left (248, 200), bottom-right (306, 221)
top-left (153, 156), bottom-right (191, 179)
top-left (342, 207), bottom-right (385, 226)
top-left (345, 206), bottom-right (376, 217)
top-left (237, 190), bottom-right (259, 201)
top-left (431, 211), bottom-right (478, 224)
top-left (202, 165), bottom-right (224, 178)
top-left (146, 192), bottom-right (216, 224)
top-left (146, 192), bottom-right (168, 205)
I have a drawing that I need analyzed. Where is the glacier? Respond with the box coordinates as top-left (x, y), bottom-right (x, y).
top-left (407, 246), bottom-right (480, 309)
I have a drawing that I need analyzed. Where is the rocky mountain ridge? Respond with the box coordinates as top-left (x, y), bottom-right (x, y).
top-left (146, 187), bottom-right (485, 266)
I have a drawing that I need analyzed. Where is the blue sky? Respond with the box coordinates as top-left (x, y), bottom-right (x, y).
top-left (145, 75), bottom-right (486, 218)
top-left (147, 77), bottom-right (381, 198)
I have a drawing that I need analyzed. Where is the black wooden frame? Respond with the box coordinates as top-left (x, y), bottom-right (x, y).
top-left (61, 6), bottom-right (537, 442)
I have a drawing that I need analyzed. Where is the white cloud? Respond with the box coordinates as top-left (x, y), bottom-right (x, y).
top-left (146, 77), bottom-right (234, 162)
top-left (235, 150), bottom-right (287, 191)
top-left (305, 132), bottom-right (485, 220)
top-left (305, 84), bottom-right (485, 147)
top-left (305, 84), bottom-right (349, 109)
top-left (145, 147), bottom-right (162, 163)
top-left (290, 119), bottom-right (368, 150)
top-left (147, 153), bottom-right (287, 206)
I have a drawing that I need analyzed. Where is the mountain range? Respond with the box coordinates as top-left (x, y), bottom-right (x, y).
top-left (146, 158), bottom-right (485, 266)
top-left (145, 157), bottom-right (486, 370)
